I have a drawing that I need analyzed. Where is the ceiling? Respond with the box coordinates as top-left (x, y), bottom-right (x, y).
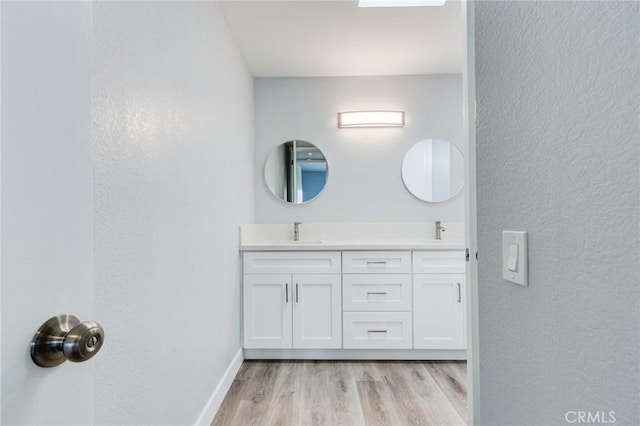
top-left (219, 0), bottom-right (463, 77)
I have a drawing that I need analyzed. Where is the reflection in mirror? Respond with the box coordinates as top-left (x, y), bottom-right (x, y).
top-left (264, 140), bottom-right (328, 204)
top-left (402, 139), bottom-right (464, 203)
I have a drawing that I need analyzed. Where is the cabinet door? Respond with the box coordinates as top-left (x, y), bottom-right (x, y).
top-left (413, 273), bottom-right (466, 349)
top-left (292, 274), bottom-right (342, 349)
top-left (243, 274), bottom-right (292, 348)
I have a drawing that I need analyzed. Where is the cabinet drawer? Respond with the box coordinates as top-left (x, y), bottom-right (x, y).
top-left (343, 274), bottom-right (412, 312)
top-left (243, 251), bottom-right (341, 274)
top-left (412, 251), bottom-right (465, 274)
top-left (342, 251), bottom-right (411, 274)
top-left (343, 312), bottom-right (412, 349)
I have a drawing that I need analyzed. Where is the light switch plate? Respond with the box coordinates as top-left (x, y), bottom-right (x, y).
top-left (502, 231), bottom-right (528, 286)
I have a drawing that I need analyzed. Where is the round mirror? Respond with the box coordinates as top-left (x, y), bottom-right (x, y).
top-left (401, 139), bottom-right (464, 203)
top-left (264, 140), bottom-right (328, 204)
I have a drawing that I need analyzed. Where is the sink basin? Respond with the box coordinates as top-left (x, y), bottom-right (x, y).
top-left (267, 240), bottom-right (323, 245)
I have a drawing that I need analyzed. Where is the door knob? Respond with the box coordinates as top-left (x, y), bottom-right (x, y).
top-left (31, 314), bottom-right (104, 367)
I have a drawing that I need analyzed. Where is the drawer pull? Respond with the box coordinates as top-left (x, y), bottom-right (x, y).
top-left (457, 283), bottom-right (462, 303)
top-left (366, 261), bottom-right (387, 266)
top-left (366, 291), bottom-right (387, 295)
top-left (367, 329), bottom-right (388, 333)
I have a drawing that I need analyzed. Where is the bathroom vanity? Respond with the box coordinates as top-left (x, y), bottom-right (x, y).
top-left (240, 223), bottom-right (467, 360)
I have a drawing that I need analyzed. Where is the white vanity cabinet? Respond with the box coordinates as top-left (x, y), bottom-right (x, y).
top-left (242, 247), bottom-right (467, 359)
top-left (243, 252), bottom-right (342, 349)
top-left (342, 251), bottom-right (413, 349)
top-left (412, 251), bottom-right (466, 349)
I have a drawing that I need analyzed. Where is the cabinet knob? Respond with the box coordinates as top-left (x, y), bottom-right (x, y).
top-left (31, 314), bottom-right (104, 367)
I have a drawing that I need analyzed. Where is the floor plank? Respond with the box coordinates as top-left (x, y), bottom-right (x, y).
top-left (376, 363), bottom-right (428, 426)
top-left (224, 361), bottom-right (278, 426)
top-left (424, 362), bottom-right (468, 422)
top-left (397, 363), bottom-right (465, 426)
top-left (211, 360), bottom-right (467, 426)
top-left (329, 362), bottom-right (366, 426)
top-left (264, 362), bottom-right (300, 426)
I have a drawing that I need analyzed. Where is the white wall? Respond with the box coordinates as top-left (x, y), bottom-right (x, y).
top-left (475, 1), bottom-right (639, 425)
top-left (254, 75), bottom-right (463, 223)
top-left (2, 2), bottom-right (94, 424)
top-left (91, 2), bottom-right (253, 425)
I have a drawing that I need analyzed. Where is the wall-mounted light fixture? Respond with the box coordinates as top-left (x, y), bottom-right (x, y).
top-left (358, 0), bottom-right (447, 7)
top-left (337, 111), bottom-right (405, 128)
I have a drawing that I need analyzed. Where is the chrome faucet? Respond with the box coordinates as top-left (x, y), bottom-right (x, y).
top-left (293, 221), bottom-right (302, 241)
top-left (435, 221), bottom-right (445, 240)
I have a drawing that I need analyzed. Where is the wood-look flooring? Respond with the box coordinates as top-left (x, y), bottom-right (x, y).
top-left (212, 361), bottom-right (467, 426)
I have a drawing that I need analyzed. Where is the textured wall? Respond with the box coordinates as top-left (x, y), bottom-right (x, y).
top-left (254, 75), bottom-right (464, 223)
top-left (91, 2), bottom-right (253, 424)
top-left (1, 2), bottom-right (94, 424)
top-left (475, 1), bottom-right (639, 425)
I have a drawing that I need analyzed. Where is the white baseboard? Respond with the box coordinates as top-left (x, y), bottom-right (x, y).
top-left (244, 348), bottom-right (467, 360)
top-left (194, 348), bottom-right (244, 426)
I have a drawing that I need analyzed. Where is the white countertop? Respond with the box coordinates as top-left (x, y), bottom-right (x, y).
top-left (240, 222), bottom-right (466, 251)
top-left (240, 240), bottom-right (465, 251)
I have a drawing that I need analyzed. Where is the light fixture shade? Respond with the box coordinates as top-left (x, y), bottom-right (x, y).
top-left (358, 0), bottom-right (447, 7)
top-left (337, 111), bottom-right (405, 128)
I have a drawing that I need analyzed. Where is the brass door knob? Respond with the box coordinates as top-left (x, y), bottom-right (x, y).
top-left (31, 314), bottom-right (104, 367)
